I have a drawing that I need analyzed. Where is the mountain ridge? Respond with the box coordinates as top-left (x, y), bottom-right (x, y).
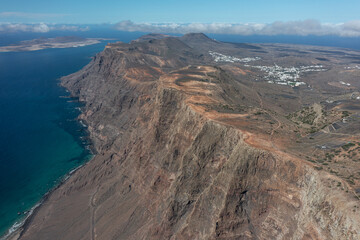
top-left (13, 33), bottom-right (360, 240)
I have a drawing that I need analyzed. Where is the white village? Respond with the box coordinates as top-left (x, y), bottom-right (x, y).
top-left (209, 51), bottom-right (327, 87)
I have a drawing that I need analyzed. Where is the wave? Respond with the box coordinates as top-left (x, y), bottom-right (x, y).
top-left (1, 201), bottom-right (41, 240)
top-left (1, 155), bottom-right (94, 240)
top-left (79, 120), bottom-right (87, 128)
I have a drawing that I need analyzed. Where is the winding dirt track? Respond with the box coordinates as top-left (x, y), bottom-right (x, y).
top-left (90, 186), bottom-right (100, 240)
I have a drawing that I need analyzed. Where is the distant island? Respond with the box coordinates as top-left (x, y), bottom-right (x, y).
top-left (0, 36), bottom-right (111, 52)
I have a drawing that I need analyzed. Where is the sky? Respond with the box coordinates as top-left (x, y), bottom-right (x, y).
top-left (0, 0), bottom-right (360, 36)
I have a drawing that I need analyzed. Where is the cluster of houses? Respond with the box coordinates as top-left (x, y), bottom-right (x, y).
top-left (345, 65), bottom-right (360, 70)
top-left (244, 64), bottom-right (326, 87)
top-left (208, 50), bottom-right (329, 88)
top-left (208, 51), bottom-right (261, 63)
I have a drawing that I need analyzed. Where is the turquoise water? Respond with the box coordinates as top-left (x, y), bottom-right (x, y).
top-left (0, 43), bottom-right (109, 237)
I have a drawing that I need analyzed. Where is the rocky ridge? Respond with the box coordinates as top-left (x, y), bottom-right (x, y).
top-left (16, 33), bottom-right (360, 240)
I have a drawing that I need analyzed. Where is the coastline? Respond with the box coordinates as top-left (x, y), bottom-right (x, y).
top-left (7, 33), bottom-right (360, 239)
top-left (3, 154), bottom-right (95, 240)
top-left (0, 41), bottom-right (107, 240)
top-left (2, 95), bottom-right (95, 240)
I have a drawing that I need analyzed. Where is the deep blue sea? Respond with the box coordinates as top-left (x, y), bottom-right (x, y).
top-left (0, 29), bottom-right (359, 238)
top-left (0, 44), bottom-right (101, 238)
top-left (0, 31), bottom-right (146, 238)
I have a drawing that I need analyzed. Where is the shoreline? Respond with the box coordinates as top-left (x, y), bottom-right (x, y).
top-left (3, 154), bottom-right (95, 240)
top-left (2, 93), bottom-right (95, 240)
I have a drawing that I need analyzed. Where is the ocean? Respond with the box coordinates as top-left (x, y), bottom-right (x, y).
top-left (0, 30), bottom-right (359, 238)
top-left (0, 41), bottom-right (108, 238)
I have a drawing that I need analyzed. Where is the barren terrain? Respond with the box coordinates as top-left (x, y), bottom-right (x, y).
top-left (11, 33), bottom-right (360, 239)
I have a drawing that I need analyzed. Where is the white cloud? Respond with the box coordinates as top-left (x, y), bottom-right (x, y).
top-left (114, 19), bottom-right (360, 37)
top-left (341, 20), bottom-right (360, 36)
top-left (0, 23), bottom-right (89, 33)
top-left (32, 23), bottom-right (50, 33)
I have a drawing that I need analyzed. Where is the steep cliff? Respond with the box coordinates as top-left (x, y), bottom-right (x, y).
top-left (17, 34), bottom-right (360, 240)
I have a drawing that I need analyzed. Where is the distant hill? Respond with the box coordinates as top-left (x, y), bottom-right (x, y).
top-left (131, 33), bottom-right (173, 43)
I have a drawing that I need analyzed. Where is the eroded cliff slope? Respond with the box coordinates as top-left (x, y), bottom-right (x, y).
top-left (18, 34), bottom-right (360, 240)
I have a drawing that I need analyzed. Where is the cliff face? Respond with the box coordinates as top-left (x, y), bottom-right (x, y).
top-left (18, 34), bottom-right (360, 240)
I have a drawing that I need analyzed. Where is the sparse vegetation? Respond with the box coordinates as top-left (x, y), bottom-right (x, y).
top-left (287, 103), bottom-right (345, 135)
top-left (342, 111), bottom-right (350, 118)
top-left (342, 142), bottom-right (356, 151)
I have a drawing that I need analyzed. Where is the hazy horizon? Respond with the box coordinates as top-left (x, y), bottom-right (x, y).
top-left (1, 0), bottom-right (360, 37)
